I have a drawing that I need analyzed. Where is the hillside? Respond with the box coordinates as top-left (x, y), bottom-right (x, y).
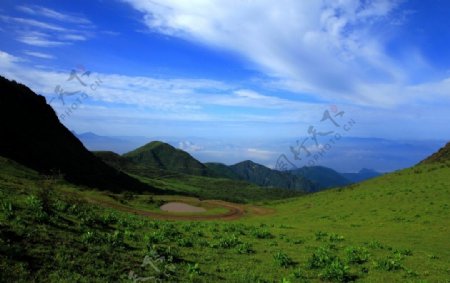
top-left (93, 152), bottom-right (304, 203)
top-left (0, 76), bottom-right (155, 193)
top-left (123, 141), bottom-right (212, 176)
top-left (290, 166), bottom-right (351, 190)
top-left (205, 162), bottom-right (243, 180)
top-left (1, 142), bottom-right (449, 282)
top-left (230, 160), bottom-right (316, 192)
top-left (419, 141), bottom-right (450, 164)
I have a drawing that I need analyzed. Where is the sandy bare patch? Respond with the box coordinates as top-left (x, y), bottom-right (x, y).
top-left (160, 202), bottom-right (206, 213)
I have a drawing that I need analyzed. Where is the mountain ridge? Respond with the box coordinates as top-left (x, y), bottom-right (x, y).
top-left (0, 75), bottom-right (156, 193)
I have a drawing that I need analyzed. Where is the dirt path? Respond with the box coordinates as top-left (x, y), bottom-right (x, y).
top-left (88, 197), bottom-right (270, 221)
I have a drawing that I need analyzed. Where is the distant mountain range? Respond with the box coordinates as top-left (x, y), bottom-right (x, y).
top-left (290, 166), bottom-right (351, 191)
top-left (341, 168), bottom-right (381, 183)
top-left (93, 140), bottom-right (380, 192)
top-left (0, 75), bottom-right (384, 195)
top-left (76, 132), bottom-right (446, 173)
top-left (207, 160), bottom-right (316, 192)
top-left (0, 76), bottom-right (157, 193)
top-left (94, 142), bottom-right (315, 192)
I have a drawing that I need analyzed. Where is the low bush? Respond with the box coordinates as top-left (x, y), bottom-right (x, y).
top-left (273, 251), bottom-right (295, 268)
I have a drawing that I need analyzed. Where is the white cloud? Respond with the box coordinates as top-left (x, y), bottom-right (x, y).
top-left (17, 32), bottom-right (67, 47)
top-left (0, 50), bottom-right (22, 66)
top-left (23, 50), bottom-right (55, 59)
top-left (16, 5), bottom-right (92, 25)
top-left (122, 0), bottom-right (415, 106)
top-left (0, 15), bottom-right (67, 32)
top-left (1, 49), bottom-right (449, 140)
top-left (2, 6), bottom-right (94, 48)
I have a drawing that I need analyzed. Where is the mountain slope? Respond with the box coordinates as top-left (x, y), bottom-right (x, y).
top-left (290, 166), bottom-right (351, 190)
top-left (205, 162), bottom-right (242, 180)
top-left (230, 160), bottom-right (316, 192)
top-left (419, 141), bottom-right (450, 164)
top-left (0, 76), bottom-right (155, 193)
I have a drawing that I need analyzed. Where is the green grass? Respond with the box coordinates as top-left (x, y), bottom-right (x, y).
top-left (1, 156), bottom-right (449, 282)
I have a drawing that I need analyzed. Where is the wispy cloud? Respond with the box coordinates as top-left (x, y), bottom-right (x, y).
top-left (23, 50), bottom-right (55, 59)
top-left (17, 32), bottom-right (67, 47)
top-left (1, 49), bottom-right (449, 140)
top-left (16, 5), bottom-right (92, 25)
top-left (1, 5), bottom-right (94, 48)
top-left (121, 0), bottom-right (424, 107)
top-left (0, 15), bottom-right (67, 31)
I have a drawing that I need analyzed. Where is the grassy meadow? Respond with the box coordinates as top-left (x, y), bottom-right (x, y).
top-left (1, 156), bottom-right (449, 282)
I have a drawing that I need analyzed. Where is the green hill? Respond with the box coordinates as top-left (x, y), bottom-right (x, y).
top-left (93, 151), bottom-right (304, 203)
top-left (230, 160), bottom-right (316, 192)
top-left (123, 141), bottom-right (212, 176)
top-left (1, 142), bottom-right (449, 282)
top-left (290, 166), bottom-right (351, 190)
top-left (205, 162), bottom-right (243, 180)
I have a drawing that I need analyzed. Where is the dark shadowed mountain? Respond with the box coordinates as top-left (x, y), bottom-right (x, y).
top-left (205, 162), bottom-right (242, 180)
top-left (123, 141), bottom-right (212, 176)
top-left (0, 76), bottom-right (158, 193)
top-left (207, 160), bottom-right (316, 192)
top-left (419, 142), bottom-right (450, 164)
top-left (341, 168), bottom-right (381, 183)
top-left (290, 166), bottom-right (351, 190)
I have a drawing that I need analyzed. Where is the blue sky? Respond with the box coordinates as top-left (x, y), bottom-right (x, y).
top-left (0, 0), bottom-right (449, 170)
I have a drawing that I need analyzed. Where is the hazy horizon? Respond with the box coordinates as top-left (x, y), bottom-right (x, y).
top-left (1, 0), bottom-right (449, 172)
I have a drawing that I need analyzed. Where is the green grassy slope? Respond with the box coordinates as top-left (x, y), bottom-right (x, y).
top-left (1, 155), bottom-right (449, 282)
top-left (240, 161), bottom-right (450, 282)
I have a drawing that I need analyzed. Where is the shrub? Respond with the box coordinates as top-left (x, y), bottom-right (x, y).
top-left (394, 248), bottom-right (413, 257)
top-left (236, 243), bottom-right (255, 254)
top-left (107, 230), bottom-right (125, 248)
top-left (81, 231), bottom-right (105, 245)
top-left (53, 199), bottom-right (70, 213)
top-left (217, 234), bottom-right (241, 249)
top-left (187, 263), bottom-right (201, 279)
top-left (345, 246), bottom-right (370, 264)
top-left (319, 259), bottom-right (352, 282)
top-left (374, 254), bottom-right (403, 271)
top-left (36, 184), bottom-right (55, 215)
top-left (308, 246), bottom-right (335, 269)
top-left (26, 195), bottom-right (49, 223)
top-left (273, 251), bottom-right (295, 268)
top-left (1, 201), bottom-right (15, 220)
top-left (251, 228), bottom-right (274, 239)
top-left (329, 233), bottom-right (345, 242)
top-left (145, 232), bottom-right (166, 245)
top-left (177, 237), bottom-right (194, 248)
top-left (367, 240), bottom-right (384, 249)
